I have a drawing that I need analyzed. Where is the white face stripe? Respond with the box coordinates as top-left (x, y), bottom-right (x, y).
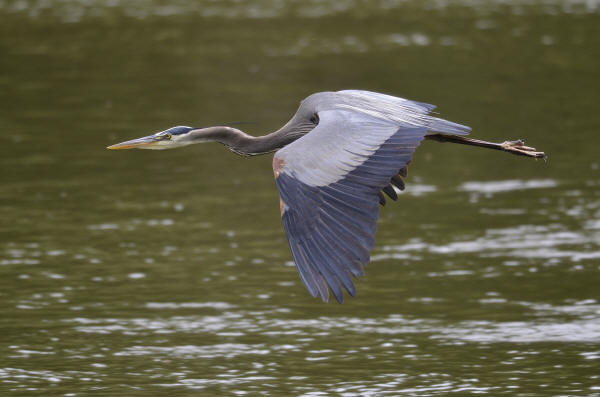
top-left (142, 126), bottom-right (198, 149)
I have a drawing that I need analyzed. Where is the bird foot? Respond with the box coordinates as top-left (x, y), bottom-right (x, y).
top-left (501, 139), bottom-right (546, 159)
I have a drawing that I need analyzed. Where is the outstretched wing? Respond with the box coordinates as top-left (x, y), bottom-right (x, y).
top-left (273, 108), bottom-right (427, 303)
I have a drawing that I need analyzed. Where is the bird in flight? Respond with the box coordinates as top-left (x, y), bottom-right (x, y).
top-left (108, 90), bottom-right (545, 303)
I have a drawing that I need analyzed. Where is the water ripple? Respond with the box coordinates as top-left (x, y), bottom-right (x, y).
top-left (3, 0), bottom-right (599, 22)
top-left (66, 301), bottom-right (600, 343)
top-left (114, 344), bottom-right (271, 359)
top-left (379, 223), bottom-right (600, 262)
top-left (459, 179), bottom-right (558, 195)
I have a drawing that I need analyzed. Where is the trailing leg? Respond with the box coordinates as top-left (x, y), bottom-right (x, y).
top-left (425, 134), bottom-right (546, 159)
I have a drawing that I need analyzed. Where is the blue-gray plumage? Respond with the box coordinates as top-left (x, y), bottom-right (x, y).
top-left (108, 90), bottom-right (545, 303)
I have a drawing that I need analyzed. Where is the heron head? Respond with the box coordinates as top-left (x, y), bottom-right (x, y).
top-left (107, 126), bottom-right (200, 150)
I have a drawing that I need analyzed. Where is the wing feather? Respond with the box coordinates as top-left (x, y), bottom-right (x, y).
top-left (274, 106), bottom-right (429, 302)
top-left (273, 90), bottom-right (471, 302)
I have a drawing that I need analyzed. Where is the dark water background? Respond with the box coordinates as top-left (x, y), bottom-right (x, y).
top-left (1, 1), bottom-right (599, 395)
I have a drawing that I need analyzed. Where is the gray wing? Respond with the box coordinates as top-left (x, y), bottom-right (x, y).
top-left (318, 89), bottom-right (470, 136)
top-left (273, 109), bottom-right (424, 303)
top-left (273, 92), bottom-right (471, 303)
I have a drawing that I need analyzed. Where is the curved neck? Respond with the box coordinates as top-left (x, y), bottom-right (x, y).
top-left (191, 126), bottom-right (304, 156)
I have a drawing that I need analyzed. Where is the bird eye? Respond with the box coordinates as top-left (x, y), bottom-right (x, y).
top-left (164, 133), bottom-right (172, 140)
top-left (310, 113), bottom-right (319, 124)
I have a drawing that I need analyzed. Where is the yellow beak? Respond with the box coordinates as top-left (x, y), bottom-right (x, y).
top-left (107, 136), bottom-right (158, 150)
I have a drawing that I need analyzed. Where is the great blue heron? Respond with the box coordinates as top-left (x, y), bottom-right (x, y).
top-left (108, 90), bottom-right (545, 303)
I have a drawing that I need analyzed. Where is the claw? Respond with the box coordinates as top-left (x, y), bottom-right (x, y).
top-left (501, 139), bottom-right (546, 159)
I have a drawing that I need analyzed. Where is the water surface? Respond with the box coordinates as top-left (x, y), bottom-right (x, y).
top-left (1, 1), bottom-right (599, 395)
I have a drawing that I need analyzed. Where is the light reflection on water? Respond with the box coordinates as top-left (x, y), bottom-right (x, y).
top-left (3, 297), bottom-right (599, 393)
top-left (380, 223), bottom-right (600, 261)
top-left (67, 300), bottom-right (600, 342)
top-left (3, 0), bottom-right (599, 22)
top-left (459, 178), bottom-right (558, 195)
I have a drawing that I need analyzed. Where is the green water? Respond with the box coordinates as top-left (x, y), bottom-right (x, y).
top-left (1, 1), bottom-right (600, 395)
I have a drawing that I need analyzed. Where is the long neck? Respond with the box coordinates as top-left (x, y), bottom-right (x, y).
top-left (193, 126), bottom-right (304, 156)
